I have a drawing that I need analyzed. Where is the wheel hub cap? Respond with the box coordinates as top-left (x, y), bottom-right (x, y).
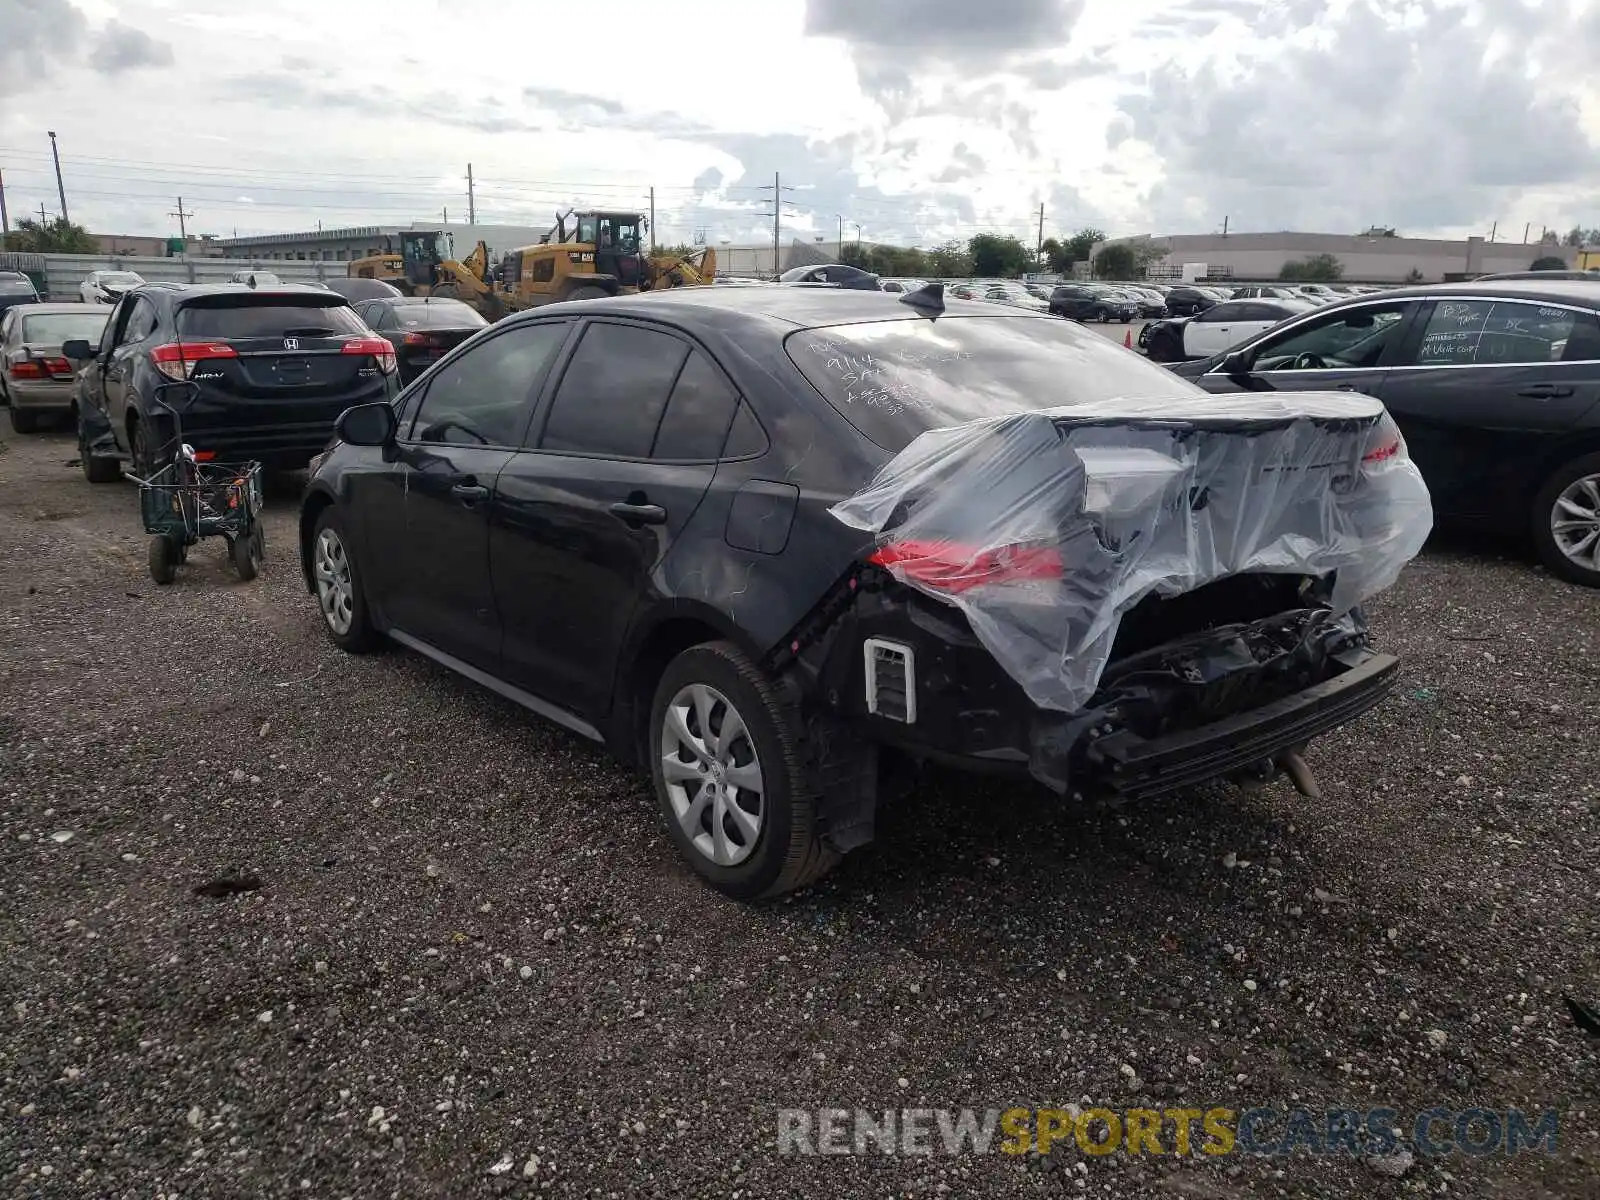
top-left (660, 682), bottom-right (765, 868)
top-left (1552, 473), bottom-right (1600, 571)
top-left (313, 528), bottom-right (354, 635)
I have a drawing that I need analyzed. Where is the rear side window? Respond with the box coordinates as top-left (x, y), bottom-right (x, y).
top-left (409, 322), bottom-right (569, 446)
top-left (1414, 299), bottom-right (1578, 366)
top-left (177, 302), bottom-right (367, 339)
top-left (651, 351), bottom-right (740, 460)
top-left (786, 315), bottom-right (1202, 452)
top-left (538, 323), bottom-right (689, 457)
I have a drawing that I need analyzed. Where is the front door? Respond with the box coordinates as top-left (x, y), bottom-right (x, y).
top-left (490, 320), bottom-right (731, 718)
top-left (1199, 297), bottom-right (1422, 399)
top-left (374, 320), bottom-right (573, 669)
top-left (1376, 297), bottom-right (1600, 521)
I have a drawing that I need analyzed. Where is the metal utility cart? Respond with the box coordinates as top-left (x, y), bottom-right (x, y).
top-left (127, 383), bottom-right (265, 585)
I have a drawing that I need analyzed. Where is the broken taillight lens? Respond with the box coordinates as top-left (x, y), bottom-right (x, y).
top-left (1362, 411), bottom-right (1406, 465)
top-left (867, 538), bottom-right (1064, 593)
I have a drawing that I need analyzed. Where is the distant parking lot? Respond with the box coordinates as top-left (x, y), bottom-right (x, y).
top-left (1, 418), bottom-right (1596, 1196)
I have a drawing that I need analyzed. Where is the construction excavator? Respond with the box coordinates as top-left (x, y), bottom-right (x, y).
top-left (345, 213), bottom-right (715, 322)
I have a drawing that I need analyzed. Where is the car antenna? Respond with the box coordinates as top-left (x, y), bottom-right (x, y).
top-left (898, 281), bottom-right (945, 316)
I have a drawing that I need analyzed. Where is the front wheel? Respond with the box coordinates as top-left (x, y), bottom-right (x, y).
top-left (649, 641), bottom-right (838, 900)
top-left (311, 509), bottom-right (379, 651)
top-left (1533, 452), bottom-right (1600, 587)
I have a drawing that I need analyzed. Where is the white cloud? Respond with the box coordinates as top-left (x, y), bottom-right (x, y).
top-left (1, 0), bottom-right (1596, 247)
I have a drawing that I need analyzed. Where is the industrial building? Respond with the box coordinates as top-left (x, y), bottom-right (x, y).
top-left (1104, 231), bottom-right (1579, 284)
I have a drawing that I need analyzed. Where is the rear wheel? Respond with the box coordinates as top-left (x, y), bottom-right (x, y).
top-left (1094, 307), bottom-right (1110, 323)
top-left (1533, 452), bottom-right (1600, 587)
top-left (78, 408), bottom-right (122, 483)
top-left (8, 407), bottom-right (41, 434)
top-left (649, 641), bottom-right (837, 900)
top-left (130, 416), bottom-right (160, 478)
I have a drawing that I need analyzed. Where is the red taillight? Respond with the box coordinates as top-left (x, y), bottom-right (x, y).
top-left (1362, 412), bottom-right (1406, 465)
top-left (1362, 440), bottom-right (1400, 464)
top-left (150, 341), bottom-right (237, 381)
top-left (8, 360), bottom-right (44, 379)
top-left (192, 450), bottom-right (216, 462)
top-left (343, 335), bottom-right (396, 375)
top-left (42, 357), bottom-right (72, 375)
top-left (867, 539), bottom-right (1064, 593)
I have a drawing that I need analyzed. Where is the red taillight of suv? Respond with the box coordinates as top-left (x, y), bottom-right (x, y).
top-left (868, 539), bottom-right (1065, 594)
top-left (150, 341), bottom-right (238, 381)
top-left (342, 336), bottom-right (397, 375)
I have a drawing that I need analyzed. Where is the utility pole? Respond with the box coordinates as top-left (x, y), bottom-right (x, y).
top-left (1222, 214), bottom-right (1229, 236)
top-left (47, 131), bottom-right (68, 224)
top-left (758, 173), bottom-right (792, 274)
top-left (38, 204), bottom-right (49, 225)
top-left (168, 197), bottom-right (193, 242)
top-left (467, 163), bottom-right (476, 225)
top-left (1036, 202), bottom-right (1044, 270)
top-left (0, 167), bottom-right (9, 236)
top-left (853, 222), bottom-right (862, 246)
top-left (443, 206), bottom-right (448, 224)
top-left (836, 213), bottom-right (843, 261)
top-left (1523, 222), bottom-right (1531, 244)
top-left (649, 186), bottom-right (656, 253)
top-left (1489, 220), bottom-right (1497, 242)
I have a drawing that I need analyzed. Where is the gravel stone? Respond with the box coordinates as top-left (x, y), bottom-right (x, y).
top-left (1, 425), bottom-right (1596, 1197)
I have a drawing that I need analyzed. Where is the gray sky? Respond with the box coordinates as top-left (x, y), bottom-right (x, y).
top-left (2, 0), bottom-right (1597, 247)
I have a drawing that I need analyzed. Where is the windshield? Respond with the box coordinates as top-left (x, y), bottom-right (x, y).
top-left (21, 311), bottom-right (110, 344)
top-left (178, 301), bottom-right (366, 339)
top-left (394, 300), bottom-right (487, 328)
top-left (99, 272), bottom-right (143, 285)
top-left (786, 314), bottom-right (1204, 452)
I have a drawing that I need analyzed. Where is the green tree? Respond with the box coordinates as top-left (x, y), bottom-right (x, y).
top-left (839, 242), bottom-right (871, 269)
top-left (1404, 267), bottom-right (1425, 283)
top-left (1092, 242), bottom-right (1139, 279)
top-left (1530, 255), bottom-right (1569, 271)
top-left (1063, 227), bottom-right (1105, 269)
top-left (1278, 253), bottom-right (1345, 282)
top-left (966, 233), bottom-right (1031, 277)
top-left (1040, 236), bottom-right (1071, 273)
top-left (2, 216), bottom-right (99, 254)
top-left (1564, 227), bottom-right (1587, 247)
top-left (924, 240), bottom-right (972, 277)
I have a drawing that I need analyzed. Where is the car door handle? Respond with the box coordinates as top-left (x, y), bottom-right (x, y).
top-left (451, 481), bottom-right (490, 504)
top-left (1518, 384), bottom-right (1573, 399)
top-left (609, 501), bottom-right (667, 525)
top-left (1337, 383), bottom-right (1367, 393)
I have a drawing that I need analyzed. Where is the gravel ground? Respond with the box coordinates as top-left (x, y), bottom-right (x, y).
top-left (2, 417), bottom-right (1597, 1199)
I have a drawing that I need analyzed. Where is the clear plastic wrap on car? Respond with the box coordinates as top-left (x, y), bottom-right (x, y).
top-left (830, 392), bottom-right (1433, 713)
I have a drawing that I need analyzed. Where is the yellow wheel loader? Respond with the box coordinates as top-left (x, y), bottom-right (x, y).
top-left (492, 210), bottom-right (716, 310)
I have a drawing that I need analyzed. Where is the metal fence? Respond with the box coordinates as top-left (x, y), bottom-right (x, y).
top-left (0, 251), bottom-right (351, 300)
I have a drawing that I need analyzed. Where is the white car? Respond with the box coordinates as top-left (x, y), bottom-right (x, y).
top-left (982, 282), bottom-right (1051, 312)
top-left (1144, 298), bottom-right (1312, 362)
top-left (79, 270), bottom-right (145, 305)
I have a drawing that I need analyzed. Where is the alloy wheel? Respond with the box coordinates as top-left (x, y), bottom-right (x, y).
top-left (313, 527), bottom-right (354, 635)
top-left (1551, 472), bottom-right (1600, 571)
top-left (660, 682), bottom-right (765, 867)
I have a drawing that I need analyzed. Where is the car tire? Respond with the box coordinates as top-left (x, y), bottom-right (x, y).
top-left (231, 527), bottom-right (263, 582)
top-left (649, 640), bottom-right (838, 900)
top-left (130, 415), bottom-right (160, 479)
top-left (79, 410), bottom-right (122, 484)
top-left (8, 406), bottom-right (40, 434)
top-left (1532, 451), bottom-right (1600, 588)
top-left (1094, 308), bottom-right (1109, 323)
top-left (311, 508), bottom-right (380, 652)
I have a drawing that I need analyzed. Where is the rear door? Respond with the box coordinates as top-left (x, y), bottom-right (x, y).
top-left (1376, 296), bottom-right (1600, 520)
top-left (370, 319), bottom-right (574, 669)
top-left (490, 319), bottom-right (732, 716)
top-left (174, 295), bottom-right (390, 430)
top-left (1184, 301), bottom-right (1247, 357)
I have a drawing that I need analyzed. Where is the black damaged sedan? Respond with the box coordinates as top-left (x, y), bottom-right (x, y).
top-left (300, 284), bottom-right (1430, 899)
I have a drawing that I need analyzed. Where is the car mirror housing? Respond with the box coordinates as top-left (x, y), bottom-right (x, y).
top-left (336, 401), bottom-right (398, 447)
top-left (1219, 349), bottom-right (1252, 375)
top-left (61, 339), bottom-right (98, 362)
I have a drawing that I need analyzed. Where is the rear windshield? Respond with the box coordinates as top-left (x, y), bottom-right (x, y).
top-left (394, 300), bottom-right (487, 328)
top-left (0, 280), bottom-right (36, 296)
top-left (22, 311), bottom-right (110, 344)
top-left (177, 301), bottom-right (367, 339)
top-left (786, 315), bottom-right (1204, 452)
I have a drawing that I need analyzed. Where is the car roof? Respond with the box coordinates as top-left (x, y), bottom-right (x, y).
top-left (503, 284), bottom-right (1051, 332)
top-left (1316, 279), bottom-right (1600, 307)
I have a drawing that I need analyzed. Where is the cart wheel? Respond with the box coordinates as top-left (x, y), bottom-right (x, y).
top-left (148, 536), bottom-right (178, 585)
top-left (174, 541), bottom-right (188, 565)
top-left (231, 527), bottom-right (263, 581)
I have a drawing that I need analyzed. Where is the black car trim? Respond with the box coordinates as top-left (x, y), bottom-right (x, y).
top-left (1090, 650), bottom-right (1400, 799)
top-left (386, 628), bottom-right (605, 743)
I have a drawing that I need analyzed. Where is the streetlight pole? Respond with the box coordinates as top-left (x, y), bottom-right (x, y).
top-left (47, 131), bottom-right (69, 224)
top-left (836, 214), bottom-right (843, 262)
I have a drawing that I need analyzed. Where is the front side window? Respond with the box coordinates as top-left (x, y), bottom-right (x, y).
top-left (408, 322), bottom-right (570, 446)
top-left (1246, 303), bottom-right (1411, 371)
top-left (538, 323), bottom-right (688, 457)
top-left (1412, 299), bottom-right (1578, 366)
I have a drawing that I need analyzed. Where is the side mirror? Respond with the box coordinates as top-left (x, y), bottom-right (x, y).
top-left (62, 339), bottom-right (98, 362)
top-left (336, 401), bottom-right (398, 447)
top-left (1219, 349), bottom-right (1252, 376)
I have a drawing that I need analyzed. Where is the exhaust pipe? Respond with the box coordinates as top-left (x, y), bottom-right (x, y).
top-left (1277, 749), bottom-right (1321, 799)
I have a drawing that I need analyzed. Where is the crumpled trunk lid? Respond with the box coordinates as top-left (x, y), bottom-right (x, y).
top-left (830, 392), bottom-right (1433, 713)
